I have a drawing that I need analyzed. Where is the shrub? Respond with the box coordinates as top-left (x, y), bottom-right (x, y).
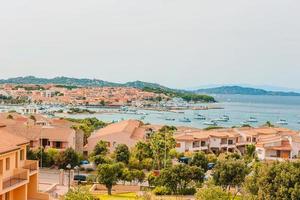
top-left (196, 186), bottom-right (228, 200)
top-left (179, 187), bottom-right (197, 195)
top-left (153, 186), bottom-right (171, 196)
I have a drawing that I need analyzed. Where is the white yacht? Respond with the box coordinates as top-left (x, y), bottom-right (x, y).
top-left (214, 115), bottom-right (229, 122)
top-left (247, 117), bottom-right (258, 123)
top-left (165, 117), bottom-right (175, 121)
top-left (276, 119), bottom-right (288, 125)
top-left (194, 114), bottom-right (206, 120)
top-left (203, 121), bottom-right (218, 126)
top-left (179, 117), bottom-right (192, 123)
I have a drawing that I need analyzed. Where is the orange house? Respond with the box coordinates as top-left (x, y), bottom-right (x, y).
top-left (0, 128), bottom-right (49, 200)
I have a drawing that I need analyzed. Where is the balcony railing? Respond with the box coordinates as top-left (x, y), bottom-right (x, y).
top-left (23, 160), bottom-right (38, 173)
top-left (2, 171), bottom-right (28, 190)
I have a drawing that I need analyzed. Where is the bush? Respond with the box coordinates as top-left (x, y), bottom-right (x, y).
top-left (86, 175), bottom-right (97, 184)
top-left (179, 187), bottom-right (197, 195)
top-left (196, 186), bottom-right (228, 200)
top-left (55, 148), bottom-right (80, 169)
top-left (153, 186), bottom-right (171, 196)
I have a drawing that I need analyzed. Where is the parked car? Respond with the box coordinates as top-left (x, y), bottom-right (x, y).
top-left (207, 163), bottom-right (215, 170)
top-left (80, 160), bottom-right (89, 165)
top-left (74, 174), bottom-right (87, 182)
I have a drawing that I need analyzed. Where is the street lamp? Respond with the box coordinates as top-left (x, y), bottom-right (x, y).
top-left (66, 164), bottom-right (71, 191)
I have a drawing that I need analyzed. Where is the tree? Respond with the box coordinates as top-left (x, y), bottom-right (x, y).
top-left (150, 128), bottom-right (176, 169)
top-left (46, 148), bottom-right (59, 166)
top-left (264, 121), bottom-right (274, 127)
top-left (55, 148), bottom-right (80, 169)
top-left (157, 164), bottom-right (204, 195)
top-left (100, 100), bottom-right (106, 106)
top-left (114, 144), bottom-right (130, 164)
top-left (134, 141), bottom-right (153, 162)
top-left (64, 186), bottom-right (96, 200)
top-left (245, 161), bottom-right (300, 200)
top-left (213, 159), bottom-right (248, 194)
top-left (196, 186), bottom-right (229, 200)
top-left (97, 163), bottom-right (124, 195)
top-left (29, 115), bottom-right (36, 122)
top-left (92, 155), bottom-right (112, 166)
top-left (245, 144), bottom-right (256, 160)
top-left (93, 140), bottom-right (109, 156)
top-left (190, 151), bottom-right (209, 172)
top-left (7, 114), bottom-right (13, 119)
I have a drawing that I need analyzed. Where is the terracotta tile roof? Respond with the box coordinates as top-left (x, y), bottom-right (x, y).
top-left (0, 128), bottom-right (29, 154)
top-left (90, 120), bottom-right (142, 139)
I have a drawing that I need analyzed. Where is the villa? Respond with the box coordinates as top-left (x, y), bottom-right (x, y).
top-left (85, 120), bottom-right (161, 154)
top-left (175, 127), bottom-right (300, 160)
top-left (0, 113), bottom-right (84, 153)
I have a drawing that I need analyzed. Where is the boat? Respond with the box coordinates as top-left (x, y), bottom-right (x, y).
top-left (214, 116), bottom-right (229, 122)
top-left (203, 121), bottom-right (218, 126)
top-left (246, 117), bottom-right (258, 123)
top-left (240, 121), bottom-right (250, 126)
top-left (194, 114), bottom-right (206, 120)
top-left (179, 117), bottom-right (191, 123)
top-left (276, 119), bottom-right (288, 125)
top-left (165, 117), bottom-right (175, 121)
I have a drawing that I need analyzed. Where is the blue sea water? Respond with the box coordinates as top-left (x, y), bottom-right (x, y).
top-left (56, 94), bottom-right (300, 130)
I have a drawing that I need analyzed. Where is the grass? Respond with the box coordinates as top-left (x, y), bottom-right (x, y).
top-left (95, 192), bottom-right (138, 200)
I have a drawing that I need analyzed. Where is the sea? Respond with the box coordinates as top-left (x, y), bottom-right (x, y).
top-left (54, 94), bottom-right (300, 131)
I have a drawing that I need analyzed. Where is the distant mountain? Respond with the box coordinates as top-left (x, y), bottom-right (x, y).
top-left (195, 86), bottom-right (300, 96)
top-left (123, 80), bottom-right (169, 90)
top-left (0, 76), bottom-right (169, 90)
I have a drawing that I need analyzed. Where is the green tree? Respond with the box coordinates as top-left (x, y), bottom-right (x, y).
top-left (150, 128), bottom-right (176, 169)
top-left (55, 148), bottom-right (80, 169)
top-left (213, 159), bottom-right (248, 194)
top-left (157, 164), bottom-right (204, 195)
top-left (245, 161), bottom-right (300, 200)
top-left (97, 163), bottom-right (124, 195)
top-left (114, 144), bottom-right (130, 164)
top-left (190, 151), bottom-right (209, 172)
top-left (92, 155), bottom-right (112, 166)
top-left (93, 140), bottom-right (109, 156)
top-left (64, 186), bottom-right (96, 200)
top-left (29, 115), bottom-right (36, 122)
top-left (134, 141), bottom-right (153, 162)
top-left (264, 121), bottom-right (274, 127)
top-left (245, 144), bottom-right (256, 161)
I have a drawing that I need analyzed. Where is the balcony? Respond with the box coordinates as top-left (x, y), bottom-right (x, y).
top-left (23, 160), bottom-right (39, 175)
top-left (0, 169), bottom-right (29, 192)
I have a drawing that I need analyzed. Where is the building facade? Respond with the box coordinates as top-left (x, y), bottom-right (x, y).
top-left (0, 129), bottom-right (49, 200)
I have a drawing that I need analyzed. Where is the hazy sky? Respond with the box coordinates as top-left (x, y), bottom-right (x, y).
top-left (1, 0), bottom-right (300, 89)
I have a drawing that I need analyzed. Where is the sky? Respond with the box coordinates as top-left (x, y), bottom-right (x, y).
top-left (1, 0), bottom-right (300, 89)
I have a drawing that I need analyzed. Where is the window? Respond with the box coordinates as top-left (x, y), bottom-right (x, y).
top-left (221, 138), bottom-right (227, 144)
top-left (6, 158), bottom-right (10, 171)
top-left (201, 141), bottom-right (206, 147)
top-left (252, 137), bottom-right (257, 142)
top-left (176, 143), bottom-right (181, 148)
top-left (20, 149), bottom-right (24, 161)
top-left (192, 141), bottom-right (200, 148)
top-left (228, 140), bottom-right (233, 145)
